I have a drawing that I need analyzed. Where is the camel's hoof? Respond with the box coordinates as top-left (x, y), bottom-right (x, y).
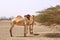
top-left (24, 33), bottom-right (27, 37)
top-left (24, 35), bottom-right (27, 37)
top-left (11, 36), bottom-right (13, 37)
top-left (30, 32), bottom-right (33, 34)
top-left (10, 35), bottom-right (13, 37)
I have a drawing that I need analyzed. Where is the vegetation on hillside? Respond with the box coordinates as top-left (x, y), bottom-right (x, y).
top-left (36, 5), bottom-right (60, 26)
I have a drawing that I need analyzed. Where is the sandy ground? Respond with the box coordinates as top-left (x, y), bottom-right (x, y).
top-left (0, 20), bottom-right (60, 40)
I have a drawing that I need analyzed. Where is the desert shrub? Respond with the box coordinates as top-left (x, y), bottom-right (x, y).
top-left (36, 5), bottom-right (60, 26)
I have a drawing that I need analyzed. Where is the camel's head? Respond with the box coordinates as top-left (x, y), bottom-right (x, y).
top-left (24, 14), bottom-right (31, 20)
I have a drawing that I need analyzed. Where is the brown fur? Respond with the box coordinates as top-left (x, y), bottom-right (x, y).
top-left (10, 15), bottom-right (35, 37)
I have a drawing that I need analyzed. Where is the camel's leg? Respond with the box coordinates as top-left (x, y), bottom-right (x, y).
top-left (26, 25), bottom-right (28, 36)
top-left (29, 25), bottom-right (31, 34)
top-left (10, 24), bottom-right (14, 37)
top-left (31, 24), bottom-right (33, 34)
top-left (29, 24), bottom-right (33, 34)
top-left (24, 25), bottom-right (27, 37)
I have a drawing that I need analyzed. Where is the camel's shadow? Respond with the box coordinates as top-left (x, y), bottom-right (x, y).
top-left (11, 33), bottom-right (60, 38)
top-left (44, 33), bottom-right (60, 38)
top-left (13, 33), bottom-right (40, 37)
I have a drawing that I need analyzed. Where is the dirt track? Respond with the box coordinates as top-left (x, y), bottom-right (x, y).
top-left (0, 20), bottom-right (60, 40)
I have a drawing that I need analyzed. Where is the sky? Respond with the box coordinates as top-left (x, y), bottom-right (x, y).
top-left (0, 0), bottom-right (60, 17)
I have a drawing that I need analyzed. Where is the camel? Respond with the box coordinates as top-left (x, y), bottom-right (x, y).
top-left (24, 14), bottom-right (35, 34)
top-left (10, 15), bottom-right (29, 37)
top-left (10, 15), bottom-right (35, 37)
